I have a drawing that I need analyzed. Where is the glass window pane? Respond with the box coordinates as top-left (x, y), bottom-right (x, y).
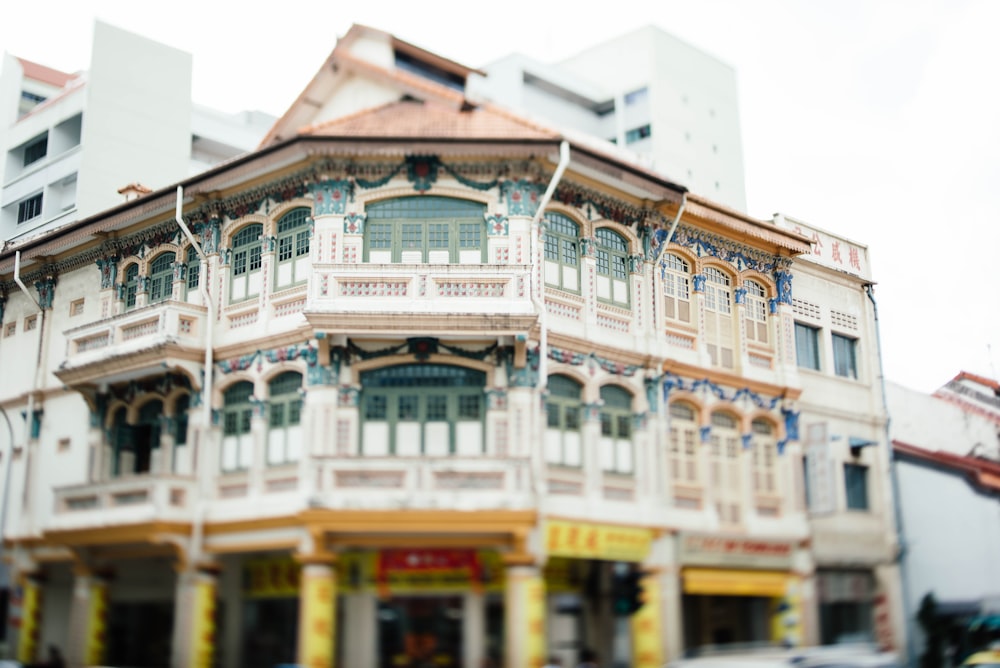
top-left (398, 396), bottom-right (418, 420)
top-left (426, 396), bottom-right (447, 421)
top-left (458, 395), bottom-right (480, 419)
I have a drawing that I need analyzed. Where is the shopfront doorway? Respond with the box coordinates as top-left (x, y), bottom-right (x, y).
top-left (377, 596), bottom-right (463, 668)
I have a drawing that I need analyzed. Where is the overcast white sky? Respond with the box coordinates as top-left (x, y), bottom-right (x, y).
top-left (2, 0), bottom-right (998, 393)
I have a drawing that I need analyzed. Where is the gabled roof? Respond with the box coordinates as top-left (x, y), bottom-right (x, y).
top-left (17, 57), bottom-right (74, 88)
top-left (261, 24), bottom-right (485, 147)
top-left (301, 98), bottom-right (558, 141)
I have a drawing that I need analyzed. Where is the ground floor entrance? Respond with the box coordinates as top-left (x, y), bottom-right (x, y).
top-left (377, 596), bottom-right (463, 668)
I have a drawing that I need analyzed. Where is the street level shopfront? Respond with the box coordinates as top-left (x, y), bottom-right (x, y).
top-left (544, 519), bottom-right (661, 668)
top-left (678, 533), bottom-right (804, 650)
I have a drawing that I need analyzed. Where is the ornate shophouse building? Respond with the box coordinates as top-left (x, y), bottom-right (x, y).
top-left (0, 27), bottom-right (905, 668)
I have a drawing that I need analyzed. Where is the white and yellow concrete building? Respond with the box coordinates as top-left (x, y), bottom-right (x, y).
top-left (0, 24), bottom-right (905, 668)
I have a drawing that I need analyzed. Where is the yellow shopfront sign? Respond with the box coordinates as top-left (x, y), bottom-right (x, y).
top-left (682, 567), bottom-right (789, 597)
top-left (545, 519), bottom-right (652, 562)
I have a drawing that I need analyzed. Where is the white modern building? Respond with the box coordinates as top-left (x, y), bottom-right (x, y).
top-left (470, 25), bottom-right (748, 212)
top-left (888, 373), bottom-right (1000, 662)
top-left (0, 20), bottom-right (274, 243)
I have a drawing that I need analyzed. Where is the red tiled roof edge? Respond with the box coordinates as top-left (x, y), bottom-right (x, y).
top-left (17, 57), bottom-right (74, 88)
top-left (893, 439), bottom-right (1000, 492)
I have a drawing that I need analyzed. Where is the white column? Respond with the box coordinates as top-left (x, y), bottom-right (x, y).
top-left (464, 588), bottom-right (485, 668)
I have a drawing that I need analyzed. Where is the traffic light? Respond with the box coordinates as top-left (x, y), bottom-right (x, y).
top-left (612, 565), bottom-right (645, 616)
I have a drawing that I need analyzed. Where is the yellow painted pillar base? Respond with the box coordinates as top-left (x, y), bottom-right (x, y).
top-left (16, 576), bottom-right (41, 665)
top-left (632, 573), bottom-right (664, 668)
top-left (171, 567), bottom-right (219, 668)
top-left (66, 570), bottom-right (109, 667)
top-left (504, 564), bottom-right (546, 668)
top-left (297, 556), bottom-right (338, 668)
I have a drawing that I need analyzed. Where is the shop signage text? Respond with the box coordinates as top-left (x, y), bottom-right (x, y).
top-left (679, 534), bottom-right (794, 569)
top-left (546, 519), bottom-right (652, 562)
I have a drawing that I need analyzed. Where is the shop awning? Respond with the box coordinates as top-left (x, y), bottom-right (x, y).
top-left (683, 568), bottom-right (789, 597)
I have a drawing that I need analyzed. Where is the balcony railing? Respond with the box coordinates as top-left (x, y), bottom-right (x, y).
top-left (49, 474), bottom-right (197, 530)
top-left (62, 301), bottom-right (207, 365)
top-left (307, 264), bottom-right (535, 320)
top-left (309, 455), bottom-right (534, 509)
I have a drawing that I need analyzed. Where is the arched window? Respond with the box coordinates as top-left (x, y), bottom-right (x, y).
top-left (230, 224), bottom-right (263, 302)
top-left (595, 228), bottom-right (629, 307)
top-left (668, 401), bottom-right (699, 487)
top-left (364, 197), bottom-right (486, 264)
top-left (275, 208), bottom-right (311, 288)
top-left (268, 372), bottom-right (303, 465)
top-left (124, 264), bottom-right (139, 311)
top-left (360, 364), bottom-right (485, 456)
top-left (148, 252), bottom-right (175, 304)
top-left (751, 418), bottom-right (778, 495)
top-left (543, 212), bottom-right (580, 293)
top-left (662, 253), bottom-right (691, 324)
top-left (599, 385), bottom-right (633, 474)
top-left (545, 374), bottom-right (582, 466)
top-left (222, 381), bottom-right (254, 471)
top-left (185, 247), bottom-right (200, 301)
top-left (704, 266), bottom-right (734, 369)
top-left (744, 279), bottom-right (769, 344)
top-left (710, 411), bottom-right (741, 525)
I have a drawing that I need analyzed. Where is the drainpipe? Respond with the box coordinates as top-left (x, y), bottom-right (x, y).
top-left (652, 192), bottom-right (687, 266)
top-left (13, 251), bottom-right (45, 535)
top-left (865, 283), bottom-right (916, 667)
top-left (174, 186), bottom-right (214, 565)
top-left (528, 141), bottom-right (570, 503)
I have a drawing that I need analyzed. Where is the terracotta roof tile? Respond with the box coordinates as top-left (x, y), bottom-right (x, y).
top-left (301, 99), bottom-right (559, 141)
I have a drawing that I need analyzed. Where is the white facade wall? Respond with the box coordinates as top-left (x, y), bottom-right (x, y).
top-left (897, 458), bottom-right (1000, 604)
top-left (76, 21), bottom-right (192, 218)
top-left (889, 381), bottom-right (1000, 458)
top-left (558, 26), bottom-right (747, 211)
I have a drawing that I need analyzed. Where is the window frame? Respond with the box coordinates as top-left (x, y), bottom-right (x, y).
top-left (267, 372), bottom-right (304, 466)
top-left (668, 401), bottom-right (700, 486)
top-left (274, 208), bottom-right (311, 289)
top-left (744, 279), bottom-right (769, 344)
top-left (599, 385), bottom-right (634, 474)
top-left (594, 227), bottom-right (630, 308)
top-left (545, 374), bottom-right (583, 467)
top-left (363, 196), bottom-right (486, 264)
top-left (704, 266), bottom-right (735, 368)
top-left (844, 462), bottom-right (869, 510)
top-left (147, 252), bottom-right (176, 305)
top-left (543, 212), bottom-right (581, 294)
top-left (123, 263), bottom-right (139, 311)
top-left (221, 381), bottom-right (255, 472)
top-left (709, 411), bottom-right (742, 525)
top-left (17, 193), bottom-right (43, 224)
top-left (751, 419), bottom-right (778, 495)
top-left (662, 253), bottom-right (692, 325)
top-left (184, 247), bottom-right (200, 300)
top-left (230, 223), bottom-right (263, 303)
top-left (23, 135), bottom-right (48, 167)
top-left (832, 333), bottom-right (858, 379)
top-left (360, 364), bottom-right (485, 457)
top-left (795, 322), bottom-right (821, 371)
